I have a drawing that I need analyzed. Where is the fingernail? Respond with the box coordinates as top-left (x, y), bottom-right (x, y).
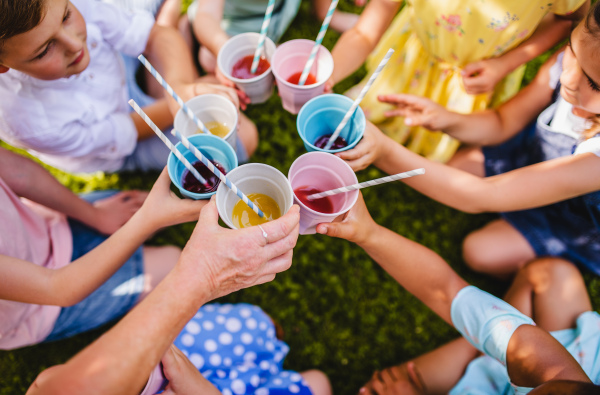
top-left (316, 226), bottom-right (327, 234)
top-left (405, 118), bottom-right (412, 125)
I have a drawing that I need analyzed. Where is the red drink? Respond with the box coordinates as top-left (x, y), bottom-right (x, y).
top-left (231, 55), bottom-right (270, 79)
top-left (313, 134), bottom-right (348, 150)
top-left (286, 71), bottom-right (317, 85)
top-left (182, 160), bottom-right (227, 194)
top-left (294, 186), bottom-right (334, 213)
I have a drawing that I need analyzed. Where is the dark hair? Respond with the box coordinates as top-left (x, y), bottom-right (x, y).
top-left (0, 0), bottom-right (47, 53)
top-left (582, 1), bottom-right (600, 140)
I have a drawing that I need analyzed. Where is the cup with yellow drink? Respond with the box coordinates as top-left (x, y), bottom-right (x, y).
top-left (174, 94), bottom-right (238, 152)
top-left (216, 163), bottom-right (294, 229)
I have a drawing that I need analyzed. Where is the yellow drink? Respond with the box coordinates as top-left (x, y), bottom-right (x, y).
top-left (203, 121), bottom-right (230, 138)
top-left (232, 193), bottom-right (281, 228)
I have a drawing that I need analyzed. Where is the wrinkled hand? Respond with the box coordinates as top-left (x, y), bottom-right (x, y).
top-left (91, 191), bottom-right (147, 235)
top-left (316, 193), bottom-right (376, 245)
top-left (378, 94), bottom-right (451, 131)
top-left (335, 121), bottom-right (388, 171)
top-left (161, 345), bottom-right (221, 395)
top-left (461, 57), bottom-right (507, 95)
top-left (359, 363), bottom-right (426, 395)
top-left (180, 197), bottom-right (300, 301)
top-left (138, 168), bottom-right (208, 230)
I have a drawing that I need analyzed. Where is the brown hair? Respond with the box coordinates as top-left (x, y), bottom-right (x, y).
top-left (0, 0), bottom-right (47, 53)
top-left (582, 1), bottom-right (600, 140)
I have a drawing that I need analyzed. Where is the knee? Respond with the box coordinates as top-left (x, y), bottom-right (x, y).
top-left (301, 369), bottom-right (332, 395)
top-left (239, 116), bottom-right (259, 157)
top-left (519, 257), bottom-right (580, 292)
top-left (462, 231), bottom-right (489, 273)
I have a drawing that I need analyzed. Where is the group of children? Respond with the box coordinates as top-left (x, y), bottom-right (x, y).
top-left (1, 0), bottom-right (600, 393)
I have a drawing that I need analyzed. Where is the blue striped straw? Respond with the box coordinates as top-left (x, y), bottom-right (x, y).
top-left (128, 99), bottom-right (208, 187)
top-left (250, 0), bottom-right (276, 74)
top-left (128, 99), bottom-right (265, 218)
top-left (297, 0), bottom-right (339, 86)
top-left (324, 48), bottom-right (395, 150)
top-left (137, 55), bottom-right (211, 135)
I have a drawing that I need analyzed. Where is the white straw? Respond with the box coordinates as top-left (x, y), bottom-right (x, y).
top-left (250, 0), bottom-right (276, 74)
top-left (323, 48), bottom-right (395, 150)
top-left (306, 168), bottom-right (425, 200)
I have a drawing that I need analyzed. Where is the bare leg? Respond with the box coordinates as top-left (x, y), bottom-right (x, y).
top-left (177, 15), bottom-right (194, 53)
top-left (139, 245), bottom-right (181, 300)
top-left (301, 370), bottom-right (332, 395)
top-left (200, 47), bottom-right (217, 74)
top-left (362, 338), bottom-right (479, 395)
top-left (312, 0), bottom-right (360, 33)
top-left (238, 112), bottom-right (259, 158)
top-left (446, 146), bottom-right (485, 176)
top-left (462, 219), bottom-right (536, 279)
top-left (155, 0), bottom-right (182, 28)
top-left (504, 257), bottom-right (592, 332)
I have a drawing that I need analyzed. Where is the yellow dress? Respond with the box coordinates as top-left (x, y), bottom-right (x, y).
top-left (348, 0), bottom-right (585, 162)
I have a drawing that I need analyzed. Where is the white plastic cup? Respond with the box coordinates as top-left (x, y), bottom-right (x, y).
top-left (216, 163), bottom-right (294, 230)
top-left (173, 94), bottom-right (238, 151)
top-left (217, 32), bottom-right (276, 104)
top-left (288, 152), bottom-right (359, 235)
top-left (271, 39), bottom-right (334, 114)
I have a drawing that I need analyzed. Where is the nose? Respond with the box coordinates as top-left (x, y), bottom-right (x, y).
top-left (58, 28), bottom-right (83, 54)
top-left (560, 56), bottom-right (583, 92)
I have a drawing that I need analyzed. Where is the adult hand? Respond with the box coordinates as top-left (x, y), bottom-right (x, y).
top-left (179, 197), bottom-right (300, 301)
top-left (316, 193), bottom-right (376, 245)
top-left (138, 168), bottom-right (208, 230)
top-left (461, 57), bottom-right (507, 95)
top-left (378, 94), bottom-right (452, 131)
top-left (161, 345), bottom-right (221, 395)
top-left (91, 191), bottom-right (148, 235)
top-left (335, 121), bottom-right (389, 171)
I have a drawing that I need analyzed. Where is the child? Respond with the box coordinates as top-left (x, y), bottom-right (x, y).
top-left (328, 0), bottom-right (589, 162)
top-left (317, 194), bottom-right (600, 394)
top-left (336, 1), bottom-right (600, 278)
top-left (0, 0), bottom-right (255, 175)
top-left (0, 146), bottom-right (206, 349)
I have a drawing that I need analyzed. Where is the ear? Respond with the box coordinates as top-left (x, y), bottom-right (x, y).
top-left (0, 65), bottom-right (9, 73)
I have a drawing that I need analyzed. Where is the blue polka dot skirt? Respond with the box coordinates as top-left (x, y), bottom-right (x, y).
top-left (174, 303), bottom-right (313, 395)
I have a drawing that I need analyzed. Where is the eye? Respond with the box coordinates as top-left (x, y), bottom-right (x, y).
top-left (34, 42), bottom-right (54, 60)
top-left (587, 77), bottom-right (600, 93)
top-left (63, 9), bottom-right (71, 23)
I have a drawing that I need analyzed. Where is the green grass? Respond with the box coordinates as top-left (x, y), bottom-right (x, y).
top-left (1, 1), bottom-right (599, 394)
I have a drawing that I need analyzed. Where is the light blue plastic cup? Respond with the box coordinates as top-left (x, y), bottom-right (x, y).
top-left (167, 134), bottom-right (238, 200)
top-left (296, 94), bottom-right (366, 153)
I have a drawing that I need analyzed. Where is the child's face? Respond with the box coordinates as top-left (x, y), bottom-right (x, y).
top-left (0, 0), bottom-right (89, 80)
top-left (560, 21), bottom-right (600, 116)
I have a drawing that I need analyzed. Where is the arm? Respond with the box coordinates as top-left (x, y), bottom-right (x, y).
top-left (0, 170), bottom-right (206, 307)
top-left (330, 0), bottom-right (401, 85)
top-left (26, 200), bottom-right (300, 395)
top-left (191, 0), bottom-right (228, 59)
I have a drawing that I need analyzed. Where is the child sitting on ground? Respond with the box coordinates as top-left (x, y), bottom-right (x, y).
top-left (0, 146), bottom-right (205, 349)
top-left (0, 0), bottom-right (256, 174)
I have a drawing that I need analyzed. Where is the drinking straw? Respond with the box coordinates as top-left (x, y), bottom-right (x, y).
top-left (137, 55), bottom-right (211, 135)
top-left (297, 0), bottom-right (339, 86)
top-left (306, 168), bottom-right (425, 200)
top-left (128, 99), bottom-right (265, 218)
top-left (250, 0), bottom-right (276, 74)
top-left (323, 48), bottom-right (395, 150)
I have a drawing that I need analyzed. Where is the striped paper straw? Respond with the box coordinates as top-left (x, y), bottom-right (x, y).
top-left (306, 168), bottom-right (425, 200)
top-left (137, 55), bottom-right (211, 135)
top-left (128, 99), bottom-right (265, 218)
top-left (250, 0), bottom-right (276, 74)
top-left (297, 0), bottom-right (339, 86)
top-left (323, 48), bottom-right (395, 150)
top-left (128, 99), bottom-right (208, 187)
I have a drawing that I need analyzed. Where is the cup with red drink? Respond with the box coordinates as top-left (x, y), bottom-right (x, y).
top-left (271, 39), bottom-right (334, 114)
top-left (167, 134), bottom-right (238, 200)
top-left (217, 32), bottom-right (276, 104)
top-left (297, 94), bottom-right (365, 153)
top-left (288, 152), bottom-right (359, 235)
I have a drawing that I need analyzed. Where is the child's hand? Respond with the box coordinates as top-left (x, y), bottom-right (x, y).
top-left (192, 82), bottom-right (250, 110)
top-left (336, 121), bottom-right (389, 171)
top-left (316, 193), bottom-right (377, 245)
top-left (461, 57), bottom-right (507, 95)
top-left (378, 94), bottom-right (451, 131)
top-left (91, 191), bottom-right (148, 235)
top-left (161, 345), bottom-right (221, 395)
top-left (358, 363), bottom-right (425, 395)
top-left (215, 65), bottom-right (236, 88)
top-left (324, 76), bottom-right (335, 93)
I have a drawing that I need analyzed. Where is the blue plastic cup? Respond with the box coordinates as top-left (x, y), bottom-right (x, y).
top-left (167, 134), bottom-right (238, 200)
top-left (296, 94), bottom-right (366, 153)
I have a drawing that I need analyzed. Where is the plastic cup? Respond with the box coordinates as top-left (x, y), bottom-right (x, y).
top-left (288, 152), bottom-right (359, 235)
top-left (167, 134), bottom-right (238, 200)
top-left (271, 39), bottom-right (334, 114)
top-left (217, 32), bottom-right (276, 104)
top-left (216, 163), bottom-right (294, 229)
top-left (297, 94), bottom-right (366, 153)
top-left (174, 94), bottom-right (238, 151)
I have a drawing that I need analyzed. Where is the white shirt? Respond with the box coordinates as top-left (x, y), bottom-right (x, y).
top-left (0, 0), bottom-right (154, 173)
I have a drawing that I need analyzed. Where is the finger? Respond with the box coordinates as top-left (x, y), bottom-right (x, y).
top-left (197, 195), bottom-right (219, 225)
top-left (315, 219), bottom-right (354, 240)
top-left (256, 205), bottom-right (300, 244)
top-left (252, 273), bottom-right (277, 286)
top-left (261, 223), bottom-right (300, 261)
top-left (378, 93), bottom-right (424, 107)
top-left (336, 144), bottom-right (368, 161)
top-left (383, 109), bottom-right (412, 118)
top-left (380, 368), bottom-right (395, 385)
top-left (343, 157), bottom-right (370, 172)
top-left (257, 249), bottom-right (294, 276)
top-left (406, 361), bottom-right (427, 393)
top-left (461, 61), bottom-right (483, 77)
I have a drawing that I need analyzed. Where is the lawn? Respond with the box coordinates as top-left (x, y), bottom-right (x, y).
top-left (1, 1), bottom-right (599, 394)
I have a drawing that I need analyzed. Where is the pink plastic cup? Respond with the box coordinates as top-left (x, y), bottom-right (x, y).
top-left (271, 39), bottom-right (334, 114)
top-left (288, 152), bottom-right (359, 235)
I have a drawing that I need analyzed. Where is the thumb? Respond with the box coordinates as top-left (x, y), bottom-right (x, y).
top-left (461, 61), bottom-right (483, 77)
top-left (198, 195), bottom-right (220, 226)
top-left (316, 221), bottom-right (354, 241)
